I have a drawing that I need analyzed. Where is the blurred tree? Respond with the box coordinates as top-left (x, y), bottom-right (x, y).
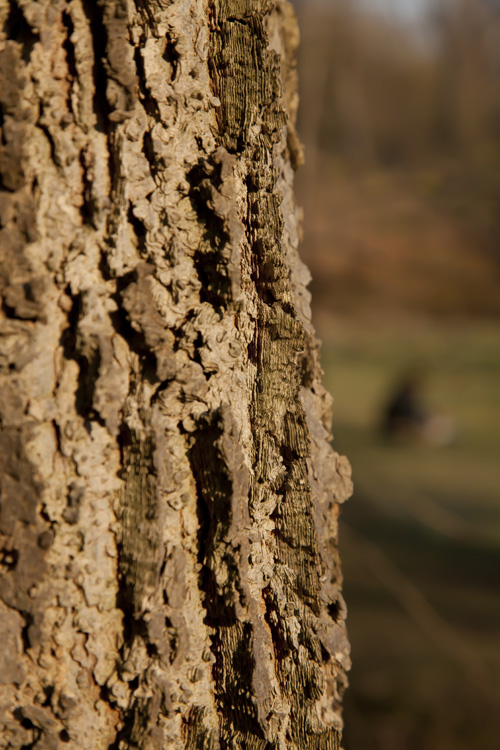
top-left (429, 0), bottom-right (500, 258)
top-left (296, 0), bottom-right (500, 309)
top-left (300, 0), bottom-right (500, 170)
top-left (0, 1), bottom-right (351, 749)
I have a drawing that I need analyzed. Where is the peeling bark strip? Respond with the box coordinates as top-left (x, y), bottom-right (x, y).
top-left (0, 2), bottom-right (352, 749)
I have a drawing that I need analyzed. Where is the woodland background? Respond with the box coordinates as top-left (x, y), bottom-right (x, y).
top-left (292, 1), bottom-right (500, 748)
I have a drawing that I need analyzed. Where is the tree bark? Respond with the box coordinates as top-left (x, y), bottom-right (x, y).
top-left (0, 1), bottom-right (352, 748)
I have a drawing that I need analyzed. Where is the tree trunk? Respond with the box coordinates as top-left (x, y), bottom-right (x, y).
top-left (0, 1), bottom-right (352, 748)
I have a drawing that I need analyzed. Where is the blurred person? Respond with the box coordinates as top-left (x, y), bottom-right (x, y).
top-left (381, 370), bottom-right (455, 445)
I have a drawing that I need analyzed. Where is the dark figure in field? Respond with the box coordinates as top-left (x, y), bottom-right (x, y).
top-left (382, 374), bottom-right (427, 439)
top-left (382, 372), bottom-right (455, 445)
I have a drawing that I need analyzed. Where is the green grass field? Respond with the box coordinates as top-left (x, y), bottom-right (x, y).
top-left (319, 320), bottom-right (500, 750)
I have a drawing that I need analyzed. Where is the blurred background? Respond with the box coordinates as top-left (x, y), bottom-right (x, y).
top-left (291, 1), bottom-right (500, 748)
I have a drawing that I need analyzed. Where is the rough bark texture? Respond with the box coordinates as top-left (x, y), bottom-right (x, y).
top-left (0, 1), bottom-right (352, 748)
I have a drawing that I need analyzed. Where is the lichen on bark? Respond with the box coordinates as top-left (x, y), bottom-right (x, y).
top-left (0, 1), bottom-right (352, 749)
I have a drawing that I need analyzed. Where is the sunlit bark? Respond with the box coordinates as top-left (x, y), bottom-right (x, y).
top-left (0, 2), bottom-right (351, 748)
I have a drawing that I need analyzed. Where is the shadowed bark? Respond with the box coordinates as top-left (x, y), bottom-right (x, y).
top-left (0, 1), bottom-right (352, 748)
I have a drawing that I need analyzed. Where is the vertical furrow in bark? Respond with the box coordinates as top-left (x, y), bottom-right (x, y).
top-left (209, 2), bottom-right (353, 749)
top-left (98, 1), bottom-right (224, 745)
top-left (0, 1), bottom-right (124, 747)
top-left (188, 407), bottom-right (268, 750)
